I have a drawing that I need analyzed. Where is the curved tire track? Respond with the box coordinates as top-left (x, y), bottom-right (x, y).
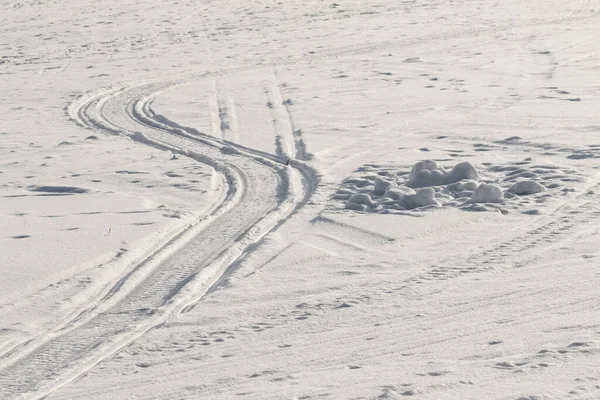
top-left (0, 77), bottom-right (316, 399)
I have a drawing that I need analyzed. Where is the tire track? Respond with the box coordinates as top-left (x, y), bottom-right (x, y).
top-left (210, 78), bottom-right (240, 143)
top-left (0, 76), bottom-right (317, 399)
top-left (271, 68), bottom-right (311, 161)
top-left (0, 87), bottom-right (229, 369)
top-left (265, 81), bottom-right (294, 160)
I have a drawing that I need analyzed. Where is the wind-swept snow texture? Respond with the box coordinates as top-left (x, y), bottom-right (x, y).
top-left (2, 0), bottom-right (600, 399)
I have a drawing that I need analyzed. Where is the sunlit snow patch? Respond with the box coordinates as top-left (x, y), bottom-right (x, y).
top-left (334, 159), bottom-right (583, 215)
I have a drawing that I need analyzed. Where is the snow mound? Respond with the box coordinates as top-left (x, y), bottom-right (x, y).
top-left (407, 160), bottom-right (479, 188)
top-left (509, 180), bottom-right (546, 195)
top-left (383, 186), bottom-right (415, 200)
top-left (469, 183), bottom-right (503, 204)
top-left (334, 159), bottom-right (580, 215)
top-left (346, 193), bottom-right (374, 207)
top-left (373, 176), bottom-right (393, 195)
top-left (408, 187), bottom-right (439, 207)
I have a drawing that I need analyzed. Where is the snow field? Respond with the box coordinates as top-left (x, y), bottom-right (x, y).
top-left (1, 0), bottom-right (600, 399)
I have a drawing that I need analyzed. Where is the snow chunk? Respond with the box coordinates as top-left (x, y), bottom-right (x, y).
top-left (469, 183), bottom-right (504, 203)
top-left (407, 160), bottom-right (479, 188)
top-left (509, 180), bottom-right (546, 195)
top-left (408, 160), bottom-right (440, 180)
top-left (447, 179), bottom-right (479, 193)
top-left (408, 187), bottom-right (440, 207)
top-left (446, 162), bottom-right (480, 183)
top-left (346, 193), bottom-right (374, 208)
top-left (373, 176), bottom-right (393, 195)
top-left (383, 186), bottom-right (415, 200)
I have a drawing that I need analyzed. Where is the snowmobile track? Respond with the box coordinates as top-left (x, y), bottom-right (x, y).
top-left (0, 77), bottom-right (317, 400)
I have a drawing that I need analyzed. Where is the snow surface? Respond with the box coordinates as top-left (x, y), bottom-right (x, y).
top-left (2, 0), bottom-right (600, 399)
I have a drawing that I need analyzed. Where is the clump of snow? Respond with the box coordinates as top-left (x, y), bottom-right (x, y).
top-left (407, 160), bottom-right (479, 188)
top-left (408, 187), bottom-right (440, 208)
top-left (373, 176), bottom-right (393, 195)
top-left (346, 193), bottom-right (374, 207)
top-left (383, 186), bottom-right (415, 200)
top-left (345, 193), bottom-right (376, 212)
top-left (336, 159), bottom-right (577, 215)
top-left (469, 183), bottom-right (504, 204)
top-left (447, 162), bottom-right (480, 184)
top-left (509, 180), bottom-right (546, 195)
top-left (408, 159), bottom-right (439, 180)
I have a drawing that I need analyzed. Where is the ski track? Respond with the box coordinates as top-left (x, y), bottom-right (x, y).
top-left (0, 76), bottom-right (317, 399)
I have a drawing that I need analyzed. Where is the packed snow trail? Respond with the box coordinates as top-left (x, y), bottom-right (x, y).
top-left (0, 79), bottom-right (314, 399)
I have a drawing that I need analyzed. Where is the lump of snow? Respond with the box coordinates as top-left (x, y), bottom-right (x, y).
top-left (373, 176), bottom-right (393, 195)
top-left (408, 160), bottom-right (440, 180)
top-left (446, 163), bottom-right (479, 183)
top-left (469, 183), bottom-right (503, 204)
top-left (509, 180), bottom-right (546, 195)
top-left (408, 187), bottom-right (440, 207)
top-left (447, 179), bottom-right (478, 193)
top-left (407, 160), bottom-right (480, 188)
top-left (346, 193), bottom-right (374, 207)
top-left (383, 186), bottom-right (415, 200)
top-left (410, 169), bottom-right (446, 188)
